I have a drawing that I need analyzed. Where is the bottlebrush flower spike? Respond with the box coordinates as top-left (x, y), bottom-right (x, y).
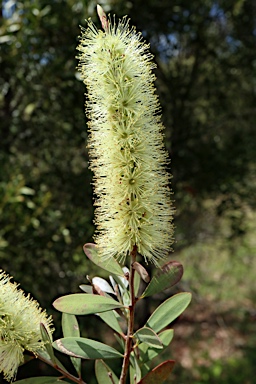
top-left (0, 270), bottom-right (54, 381)
top-left (77, 6), bottom-right (174, 264)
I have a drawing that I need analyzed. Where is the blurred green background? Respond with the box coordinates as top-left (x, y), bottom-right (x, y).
top-left (0, 0), bottom-right (256, 382)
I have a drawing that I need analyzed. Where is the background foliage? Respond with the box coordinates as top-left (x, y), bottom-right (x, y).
top-left (1, 0), bottom-right (256, 382)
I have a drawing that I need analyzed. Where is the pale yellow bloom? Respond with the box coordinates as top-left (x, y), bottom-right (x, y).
top-left (77, 9), bottom-right (174, 264)
top-left (0, 270), bottom-right (54, 381)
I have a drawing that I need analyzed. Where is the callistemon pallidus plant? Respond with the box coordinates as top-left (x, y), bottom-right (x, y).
top-left (0, 270), bottom-right (53, 382)
top-left (0, 7), bottom-right (191, 384)
top-left (77, 5), bottom-right (174, 264)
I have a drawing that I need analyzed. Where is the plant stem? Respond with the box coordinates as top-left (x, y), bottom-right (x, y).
top-left (119, 246), bottom-right (137, 384)
top-left (38, 353), bottom-right (87, 384)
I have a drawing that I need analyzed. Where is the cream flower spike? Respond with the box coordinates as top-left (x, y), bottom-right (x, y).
top-left (0, 270), bottom-right (54, 382)
top-left (77, 5), bottom-right (174, 265)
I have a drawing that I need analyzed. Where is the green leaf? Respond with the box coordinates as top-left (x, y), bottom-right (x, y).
top-left (14, 378), bottom-right (68, 383)
top-left (97, 310), bottom-right (124, 334)
top-left (53, 337), bottom-right (123, 359)
top-left (134, 327), bottom-right (163, 348)
top-left (79, 284), bottom-right (93, 294)
top-left (137, 360), bottom-right (175, 384)
top-left (114, 333), bottom-right (125, 351)
top-left (40, 323), bottom-right (55, 363)
top-left (129, 365), bottom-right (136, 384)
top-left (62, 313), bottom-right (80, 337)
top-left (53, 294), bottom-right (124, 315)
top-left (138, 329), bottom-right (174, 363)
top-left (62, 314), bottom-right (81, 376)
top-left (145, 292), bottom-right (191, 333)
top-left (122, 290), bottom-right (130, 307)
top-left (95, 360), bottom-right (119, 384)
top-left (110, 274), bottom-right (129, 305)
top-left (110, 273), bottom-right (129, 292)
top-left (134, 270), bottom-right (140, 297)
top-left (130, 353), bottom-right (141, 383)
top-left (83, 243), bottom-right (124, 276)
top-left (140, 261), bottom-right (183, 298)
top-left (140, 362), bottom-right (151, 377)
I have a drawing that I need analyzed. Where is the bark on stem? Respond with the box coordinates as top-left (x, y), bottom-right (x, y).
top-left (119, 246), bottom-right (137, 384)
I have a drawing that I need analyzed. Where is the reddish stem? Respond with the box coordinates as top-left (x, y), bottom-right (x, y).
top-left (119, 246), bottom-right (137, 384)
top-left (38, 353), bottom-right (86, 384)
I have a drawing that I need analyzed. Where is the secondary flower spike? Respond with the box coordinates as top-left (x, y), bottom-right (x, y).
top-left (77, 6), bottom-right (174, 264)
top-left (0, 270), bottom-right (54, 382)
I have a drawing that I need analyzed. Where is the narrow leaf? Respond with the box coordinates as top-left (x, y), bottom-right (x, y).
top-left (134, 270), bottom-right (141, 297)
top-left (129, 364), bottom-right (136, 384)
top-left (83, 243), bottom-right (124, 276)
top-left (53, 337), bottom-right (123, 359)
top-left (95, 360), bottom-right (119, 384)
top-left (97, 310), bottom-right (124, 334)
top-left (114, 333), bottom-right (125, 351)
top-left (134, 327), bottom-right (163, 349)
top-left (112, 272), bottom-right (129, 291)
top-left (62, 313), bottom-right (80, 338)
top-left (53, 293), bottom-right (123, 315)
top-left (145, 292), bottom-right (192, 333)
top-left (141, 261), bottom-right (183, 298)
top-left (138, 329), bottom-right (174, 363)
top-left (40, 323), bottom-right (55, 363)
top-left (62, 314), bottom-right (81, 375)
top-left (122, 290), bottom-right (130, 307)
top-left (14, 378), bottom-right (68, 383)
top-left (137, 360), bottom-right (175, 384)
top-left (140, 362), bottom-right (151, 377)
top-left (79, 284), bottom-right (93, 294)
top-left (130, 353), bottom-right (141, 383)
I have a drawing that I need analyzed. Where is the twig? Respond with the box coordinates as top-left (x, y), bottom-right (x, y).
top-left (119, 246), bottom-right (137, 384)
top-left (38, 352), bottom-right (87, 384)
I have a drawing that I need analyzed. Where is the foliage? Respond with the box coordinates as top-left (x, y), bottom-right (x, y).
top-left (4, 245), bottom-right (190, 383)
